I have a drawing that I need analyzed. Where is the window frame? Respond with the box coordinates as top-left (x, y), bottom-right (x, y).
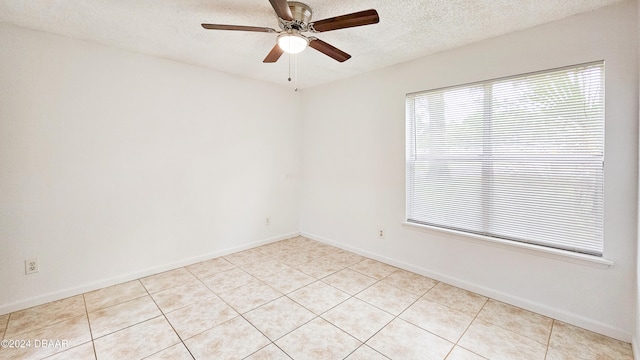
top-left (405, 61), bottom-right (606, 260)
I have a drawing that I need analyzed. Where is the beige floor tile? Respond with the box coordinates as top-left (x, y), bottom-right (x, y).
top-left (476, 299), bottom-right (552, 345)
top-left (185, 257), bottom-right (235, 279)
top-left (4, 295), bottom-right (86, 338)
top-left (287, 281), bottom-right (350, 315)
top-left (200, 267), bottom-right (254, 294)
top-left (276, 236), bottom-right (310, 248)
top-left (144, 343), bottom-right (194, 359)
top-left (93, 316), bottom-right (180, 360)
top-left (151, 280), bottom-right (215, 313)
top-left (268, 236), bottom-right (310, 247)
top-left (184, 316), bottom-right (270, 359)
top-left (140, 268), bottom-right (197, 294)
top-left (423, 283), bottom-right (487, 315)
top-left (272, 250), bottom-right (321, 267)
top-left (543, 347), bottom-right (576, 360)
top-left (548, 321), bottom-right (633, 360)
top-left (224, 248), bottom-right (270, 266)
top-left (0, 315), bottom-right (91, 360)
top-left (321, 269), bottom-right (377, 295)
top-left (88, 295), bottom-right (161, 338)
top-left (241, 258), bottom-right (292, 279)
top-left (276, 317), bottom-right (361, 360)
top-left (356, 282), bottom-right (420, 316)
top-left (244, 344), bottom-right (292, 360)
top-left (255, 242), bottom-right (294, 257)
top-left (349, 259), bottom-right (398, 280)
top-left (312, 248), bottom-right (345, 259)
top-left (165, 296), bottom-right (238, 340)
top-left (458, 320), bottom-right (547, 360)
top-left (400, 297), bottom-right (475, 342)
top-left (324, 251), bottom-right (365, 268)
top-left (322, 298), bottom-right (394, 342)
top-left (261, 267), bottom-right (316, 294)
top-left (245, 297), bottom-right (315, 340)
top-left (303, 247), bottom-right (338, 260)
top-left (380, 269), bottom-right (438, 295)
top-left (542, 346), bottom-right (623, 360)
top-left (294, 257), bottom-right (345, 279)
top-left (84, 280), bottom-right (148, 313)
top-left (367, 318), bottom-right (453, 360)
top-left (42, 341), bottom-right (95, 360)
top-left (344, 345), bottom-right (389, 360)
top-left (445, 346), bottom-right (488, 360)
top-left (218, 278), bottom-right (282, 314)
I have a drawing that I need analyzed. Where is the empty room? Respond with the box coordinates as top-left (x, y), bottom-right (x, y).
top-left (0, 0), bottom-right (638, 359)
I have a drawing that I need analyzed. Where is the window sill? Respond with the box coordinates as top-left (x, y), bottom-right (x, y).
top-left (401, 221), bottom-right (613, 269)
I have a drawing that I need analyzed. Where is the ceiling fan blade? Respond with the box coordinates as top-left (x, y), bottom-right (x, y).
top-left (201, 24), bottom-right (276, 33)
top-left (310, 9), bottom-right (379, 32)
top-left (268, 0), bottom-right (293, 21)
top-left (263, 44), bottom-right (285, 63)
top-left (309, 38), bottom-right (351, 62)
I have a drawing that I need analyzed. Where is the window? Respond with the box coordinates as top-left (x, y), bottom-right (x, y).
top-left (406, 62), bottom-right (604, 256)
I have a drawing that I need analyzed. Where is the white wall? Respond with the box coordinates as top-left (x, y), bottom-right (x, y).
top-left (635, 0), bottom-right (640, 356)
top-left (300, 0), bottom-right (638, 341)
top-left (0, 24), bottom-right (301, 313)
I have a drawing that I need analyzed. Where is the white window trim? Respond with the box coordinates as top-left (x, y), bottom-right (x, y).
top-left (402, 221), bottom-right (613, 269)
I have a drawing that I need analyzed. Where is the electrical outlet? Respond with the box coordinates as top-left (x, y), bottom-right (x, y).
top-left (265, 217), bottom-right (270, 225)
top-left (378, 229), bottom-right (385, 239)
top-left (25, 258), bottom-right (39, 275)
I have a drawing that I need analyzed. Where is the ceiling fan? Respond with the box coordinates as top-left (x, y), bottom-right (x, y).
top-left (201, 0), bottom-right (379, 63)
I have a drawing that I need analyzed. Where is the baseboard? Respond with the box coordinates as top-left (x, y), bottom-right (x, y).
top-left (301, 231), bottom-right (632, 343)
top-left (0, 232), bottom-right (299, 315)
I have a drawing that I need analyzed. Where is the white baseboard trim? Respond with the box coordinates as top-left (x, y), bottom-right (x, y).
top-left (0, 232), bottom-right (299, 315)
top-left (301, 231), bottom-right (632, 343)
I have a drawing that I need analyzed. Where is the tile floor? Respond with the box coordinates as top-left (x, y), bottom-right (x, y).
top-left (0, 236), bottom-right (634, 360)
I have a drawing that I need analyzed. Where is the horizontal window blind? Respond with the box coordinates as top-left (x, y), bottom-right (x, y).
top-left (406, 62), bottom-right (604, 255)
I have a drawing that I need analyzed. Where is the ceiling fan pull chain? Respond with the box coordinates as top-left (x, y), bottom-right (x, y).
top-left (294, 53), bottom-right (299, 92)
top-left (288, 52), bottom-right (292, 82)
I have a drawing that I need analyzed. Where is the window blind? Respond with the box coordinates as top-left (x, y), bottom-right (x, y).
top-left (406, 62), bottom-right (604, 256)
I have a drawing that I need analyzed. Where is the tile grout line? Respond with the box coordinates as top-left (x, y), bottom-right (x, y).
top-left (141, 274), bottom-right (196, 360)
top-left (461, 299), bottom-right (556, 359)
top-left (218, 247), bottom-right (319, 359)
top-left (452, 296), bottom-right (490, 360)
top-left (261, 249), bottom-right (411, 359)
top-left (238, 254), bottom-right (368, 359)
top-left (320, 270), bottom-right (402, 359)
top-left (543, 319), bottom-right (556, 360)
top-left (80, 294), bottom-right (98, 360)
top-left (331, 271), bottom-right (440, 359)
top-left (0, 312), bottom-right (10, 340)
top-left (364, 281), bottom-right (451, 358)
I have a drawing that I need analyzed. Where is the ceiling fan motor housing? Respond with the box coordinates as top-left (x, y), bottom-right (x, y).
top-left (279, 2), bottom-right (312, 31)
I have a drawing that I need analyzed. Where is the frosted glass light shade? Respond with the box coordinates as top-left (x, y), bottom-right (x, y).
top-left (277, 34), bottom-right (308, 54)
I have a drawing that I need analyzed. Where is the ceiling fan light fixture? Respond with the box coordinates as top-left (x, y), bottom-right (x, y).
top-left (277, 32), bottom-right (308, 54)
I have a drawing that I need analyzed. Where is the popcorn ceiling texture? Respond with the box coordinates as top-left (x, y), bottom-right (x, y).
top-left (0, 0), bottom-right (624, 88)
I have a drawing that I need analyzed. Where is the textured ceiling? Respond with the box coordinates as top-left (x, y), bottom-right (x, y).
top-left (0, 0), bottom-right (624, 89)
